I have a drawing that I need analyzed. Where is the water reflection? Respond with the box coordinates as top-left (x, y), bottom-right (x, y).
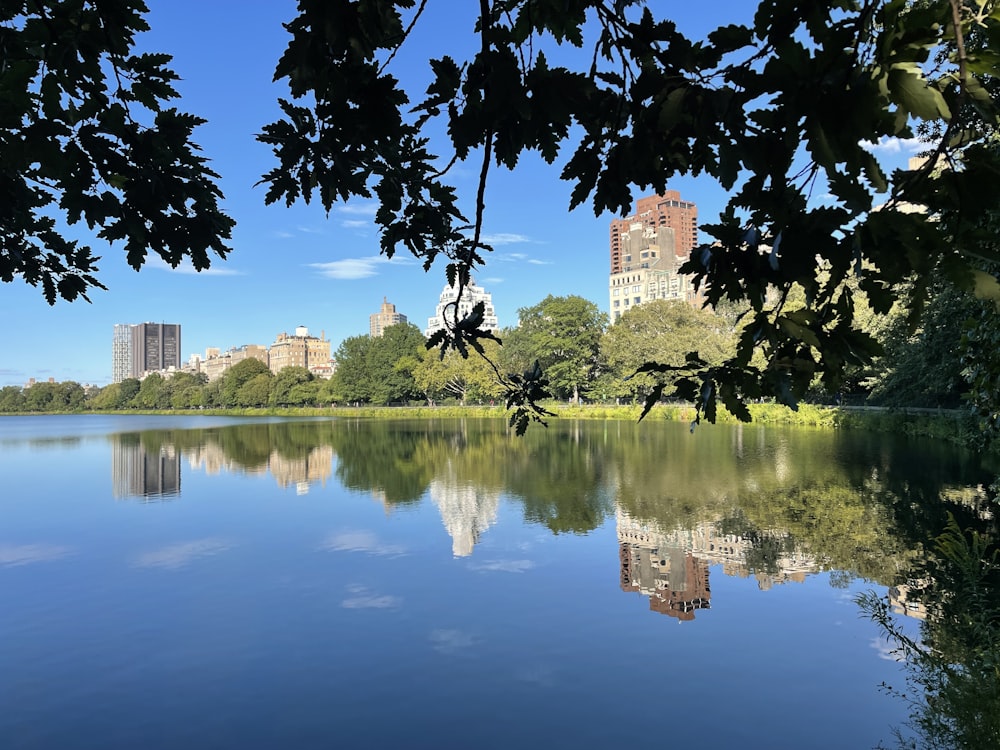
top-left (111, 433), bottom-right (180, 500)
top-left (0, 420), bottom-right (1000, 747)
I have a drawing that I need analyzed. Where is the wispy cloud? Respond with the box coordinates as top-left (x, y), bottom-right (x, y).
top-left (135, 538), bottom-right (233, 570)
top-left (335, 202), bottom-right (379, 217)
top-left (870, 635), bottom-right (907, 662)
top-left (0, 543), bottom-right (73, 567)
top-left (148, 258), bottom-right (244, 276)
top-left (321, 530), bottom-right (407, 557)
top-left (861, 136), bottom-right (923, 155)
top-left (527, 259), bottom-right (552, 266)
top-left (341, 219), bottom-right (370, 229)
top-left (308, 255), bottom-right (414, 280)
top-left (480, 232), bottom-right (534, 246)
top-left (341, 583), bottom-right (401, 609)
top-left (272, 230), bottom-right (295, 239)
top-left (480, 277), bottom-right (505, 285)
top-left (468, 558), bottom-right (535, 573)
top-left (296, 225), bottom-right (325, 235)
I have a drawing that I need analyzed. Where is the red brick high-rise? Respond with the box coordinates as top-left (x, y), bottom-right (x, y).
top-left (609, 191), bottom-right (697, 274)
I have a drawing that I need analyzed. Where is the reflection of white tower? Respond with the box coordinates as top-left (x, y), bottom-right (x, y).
top-left (425, 279), bottom-right (499, 338)
top-left (429, 466), bottom-right (501, 556)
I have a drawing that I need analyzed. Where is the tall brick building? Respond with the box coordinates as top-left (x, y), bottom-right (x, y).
top-left (609, 191), bottom-right (697, 274)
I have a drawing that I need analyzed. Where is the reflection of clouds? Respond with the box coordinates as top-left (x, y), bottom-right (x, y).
top-left (870, 636), bottom-right (906, 662)
top-left (468, 559), bottom-right (535, 573)
top-left (321, 530), bottom-right (407, 557)
top-left (135, 538), bottom-right (233, 570)
top-left (342, 584), bottom-right (401, 609)
top-left (0, 543), bottom-right (73, 567)
top-left (429, 628), bottom-right (478, 655)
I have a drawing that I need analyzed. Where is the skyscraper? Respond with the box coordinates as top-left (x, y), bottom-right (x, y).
top-left (609, 191), bottom-right (697, 274)
top-left (130, 323), bottom-right (181, 378)
top-left (425, 279), bottom-right (499, 338)
top-left (112, 324), bottom-right (133, 383)
top-left (370, 297), bottom-right (407, 337)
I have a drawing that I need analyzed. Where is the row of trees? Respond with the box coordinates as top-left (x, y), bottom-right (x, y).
top-left (5, 280), bottom-right (984, 414)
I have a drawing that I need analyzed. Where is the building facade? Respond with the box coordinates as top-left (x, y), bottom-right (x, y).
top-left (113, 322), bottom-right (181, 380)
top-left (268, 326), bottom-right (331, 375)
top-left (608, 225), bottom-right (703, 322)
top-left (609, 191), bottom-right (698, 275)
top-left (425, 280), bottom-right (500, 338)
top-left (129, 323), bottom-right (181, 378)
top-left (370, 297), bottom-right (407, 337)
top-left (112, 324), bottom-right (133, 383)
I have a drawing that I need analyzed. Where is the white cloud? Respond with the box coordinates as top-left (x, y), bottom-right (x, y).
top-left (527, 259), bottom-right (552, 266)
top-left (480, 232), bottom-right (534, 246)
top-left (341, 219), bottom-right (370, 229)
top-left (296, 225), bottom-right (325, 234)
top-left (321, 530), bottom-right (407, 557)
top-left (135, 538), bottom-right (233, 570)
top-left (0, 543), bottom-right (73, 567)
top-left (308, 255), bottom-right (414, 280)
top-left (341, 583), bottom-right (401, 609)
top-left (335, 202), bottom-right (379, 217)
top-left (870, 635), bottom-right (907, 662)
top-left (861, 136), bottom-right (923, 155)
top-left (148, 258), bottom-right (244, 276)
top-left (480, 277), bottom-right (505, 285)
top-left (468, 558), bottom-right (535, 573)
top-left (272, 230), bottom-right (295, 239)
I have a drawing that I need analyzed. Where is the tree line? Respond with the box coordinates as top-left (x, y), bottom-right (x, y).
top-left (2, 280), bottom-right (986, 414)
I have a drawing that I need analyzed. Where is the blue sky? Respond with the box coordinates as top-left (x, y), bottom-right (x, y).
top-left (1, 1), bottom-right (921, 387)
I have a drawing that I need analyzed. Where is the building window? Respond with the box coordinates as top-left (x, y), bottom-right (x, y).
top-left (613, 300), bottom-right (620, 308)
top-left (634, 297), bottom-right (641, 305)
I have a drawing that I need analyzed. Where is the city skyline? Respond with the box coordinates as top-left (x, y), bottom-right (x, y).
top-left (0, 0), bottom-right (922, 387)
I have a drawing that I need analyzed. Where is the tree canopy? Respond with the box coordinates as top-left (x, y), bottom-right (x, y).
top-left (6, 0), bottom-right (1000, 429)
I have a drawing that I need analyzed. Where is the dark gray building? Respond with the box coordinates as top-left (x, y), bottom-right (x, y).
top-left (130, 323), bottom-right (181, 377)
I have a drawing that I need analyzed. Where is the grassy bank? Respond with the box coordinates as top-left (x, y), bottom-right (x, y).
top-left (4, 402), bottom-right (990, 452)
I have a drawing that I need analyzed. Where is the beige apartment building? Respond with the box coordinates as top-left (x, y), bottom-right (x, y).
top-left (370, 297), bottom-right (407, 337)
top-left (608, 224), bottom-right (703, 322)
top-left (268, 326), bottom-right (330, 375)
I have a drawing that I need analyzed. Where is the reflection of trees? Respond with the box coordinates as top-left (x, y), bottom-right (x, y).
top-left (861, 517), bottom-right (1000, 749)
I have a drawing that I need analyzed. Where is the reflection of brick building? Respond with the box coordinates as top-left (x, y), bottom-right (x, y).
top-left (619, 542), bottom-right (711, 621)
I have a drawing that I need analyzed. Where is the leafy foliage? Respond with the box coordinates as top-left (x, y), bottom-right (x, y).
top-left (257, 0), bottom-right (1000, 425)
top-left (1, 0), bottom-right (234, 302)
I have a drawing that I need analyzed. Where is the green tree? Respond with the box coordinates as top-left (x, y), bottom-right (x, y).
top-left (413, 339), bottom-right (503, 405)
top-left (0, 386), bottom-right (26, 412)
top-left (237, 373), bottom-right (273, 408)
top-left (601, 300), bottom-right (735, 401)
top-left (329, 335), bottom-right (377, 404)
top-left (117, 378), bottom-right (141, 408)
top-left (220, 358), bottom-right (272, 408)
top-left (8, 1), bottom-right (1000, 427)
top-left (368, 323), bottom-right (426, 405)
top-left (256, 0), bottom-right (1000, 427)
top-left (507, 295), bottom-right (607, 403)
top-left (133, 373), bottom-right (168, 409)
top-left (269, 366), bottom-right (315, 407)
top-left (2, 0), bottom-right (233, 303)
top-left (868, 281), bottom-right (985, 408)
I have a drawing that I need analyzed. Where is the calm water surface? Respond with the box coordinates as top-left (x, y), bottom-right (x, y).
top-left (1, 415), bottom-right (991, 749)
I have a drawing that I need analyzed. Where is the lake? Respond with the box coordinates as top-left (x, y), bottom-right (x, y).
top-left (1, 414), bottom-right (993, 749)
